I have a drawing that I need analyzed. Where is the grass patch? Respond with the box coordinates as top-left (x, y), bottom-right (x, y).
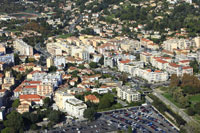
top-left (57, 33), bottom-right (73, 39)
top-left (162, 93), bottom-right (182, 108)
top-left (189, 94), bottom-right (200, 104)
top-left (193, 114), bottom-right (200, 123)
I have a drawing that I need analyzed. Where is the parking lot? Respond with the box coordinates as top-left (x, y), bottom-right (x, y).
top-left (49, 105), bottom-right (179, 133)
top-left (100, 105), bottom-right (179, 133)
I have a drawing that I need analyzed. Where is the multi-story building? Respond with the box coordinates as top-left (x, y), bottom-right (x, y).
top-left (80, 51), bottom-right (90, 61)
top-left (117, 86), bottom-right (141, 103)
top-left (64, 98), bottom-right (87, 119)
top-left (140, 52), bottom-right (152, 64)
top-left (54, 90), bottom-right (75, 111)
top-left (0, 54), bottom-right (14, 64)
top-left (14, 39), bottom-right (33, 56)
top-left (37, 82), bottom-right (54, 97)
top-left (53, 56), bottom-right (66, 68)
top-left (46, 57), bottom-right (53, 68)
top-left (19, 94), bottom-right (43, 105)
top-left (30, 71), bottom-right (62, 88)
top-left (163, 38), bottom-right (194, 52)
top-left (3, 71), bottom-right (15, 85)
top-left (104, 56), bottom-right (115, 68)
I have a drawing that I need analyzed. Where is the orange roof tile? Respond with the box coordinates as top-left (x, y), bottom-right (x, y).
top-left (146, 69), bottom-right (151, 72)
top-left (179, 60), bottom-right (190, 63)
top-left (28, 81), bottom-right (41, 84)
top-left (182, 66), bottom-right (192, 69)
top-left (0, 73), bottom-right (4, 78)
top-left (155, 70), bottom-right (161, 73)
top-left (156, 59), bottom-right (168, 64)
top-left (120, 59), bottom-right (131, 64)
top-left (24, 85), bottom-right (37, 89)
top-left (0, 89), bottom-right (7, 93)
top-left (19, 94), bottom-right (42, 101)
top-left (169, 63), bottom-right (180, 68)
top-left (85, 94), bottom-right (99, 101)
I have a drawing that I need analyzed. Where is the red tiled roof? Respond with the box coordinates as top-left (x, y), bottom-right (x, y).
top-left (182, 66), bottom-right (192, 69)
top-left (142, 52), bottom-right (152, 56)
top-left (162, 50), bottom-right (173, 55)
top-left (0, 73), bottom-right (4, 78)
top-left (155, 70), bottom-right (161, 73)
top-left (156, 59), bottom-right (168, 64)
top-left (120, 59), bottom-right (130, 64)
top-left (28, 81), bottom-right (41, 84)
top-left (29, 70), bottom-right (41, 75)
top-left (162, 57), bottom-right (171, 60)
top-left (19, 94), bottom-right (42, 101)
top-left (179, 60), bottom-right (190, 63)
top-left (0, 89), bottom-right (7, 93)
top-left (14, 86), bottom-right (23, 92)
top-left (169, 63), bottom-right (180, 68)
top-left (24, 85), bottom-right (37, 89)
top-left (85, 94), bottom-right (99, 101)
top-left (146, 69), bottom-right (151, 72)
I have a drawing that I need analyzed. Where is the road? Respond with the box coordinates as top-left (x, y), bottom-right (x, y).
top-left (35, 43), bottom-right (51, 58)
top-left (153, 90), bottom-right (196, 124)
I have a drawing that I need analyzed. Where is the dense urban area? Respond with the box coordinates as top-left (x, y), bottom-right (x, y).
top-left (0, 0), bottom-right (200, 133)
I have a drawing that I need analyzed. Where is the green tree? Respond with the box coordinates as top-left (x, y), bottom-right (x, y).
top-left (194, 102), bottom-right (200, 115)
top-left (48, 66), bottom-right (57, 73)
top-left (89, 62), bottom-right (98, 68)
top-left (83, 108), bottom-right (97, 121)
top-left (48, 110), bottom-right (62, 123)
top-left (12, 99), bottom-right (20, 108)
top-left (170, 74), bottom-right (179, 87)
top-left (120, 73), bottom-right (128, 84)
top-left (187, 107), bottom-right (195, 116)
top-left (1, 127), bottom-right (15, 133)
top-left (14, 53), bottom-right (21, 65)
top-left (3, 111), bottom-right (24, 132)
top-left (112, 88), bottom-right (117, 94)
top-left (99, 56), bottom-right (104, 65)
top-left (98, 93), bottom-right (115, 109)
top-left (30, 124), bottom-right (38, 130)
top-left (78, 64), bottom-right (86, 69)
top-left (190, 59), bottom-right (199, 73)
top-left (43, 97), bottom-right (51, 108)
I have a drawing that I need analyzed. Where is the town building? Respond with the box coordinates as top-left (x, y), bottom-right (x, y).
top-left (84, 94), bottom-right (100, 103)
top-left (13, 39), bottom-right (33, 56)
top-left (117, 86), bottom-right (141, 103)
top-left (64, 98), bottom-right (87, 119)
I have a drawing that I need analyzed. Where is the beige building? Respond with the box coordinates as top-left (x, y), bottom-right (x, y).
top-left (140, 52), bottom-right (152, 64)
top-left (17, 104), bottom-right (30, 114)
top-left (46, 57), bottom-right (53, 68)
top-left (117, 86), bottom-right (141, 103)
top-left (13, 39), bottom-right (33, 56)
top-left (194, 36), bottom-right (200, 48)
top-left (54, 90), bottom-right (74, 111)
top-left (3, 71), bottom-right (15, 85)
top-left (37, 83), bottom-right (54, 97)
top-left (54, 90), bottom-right (87, 118)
